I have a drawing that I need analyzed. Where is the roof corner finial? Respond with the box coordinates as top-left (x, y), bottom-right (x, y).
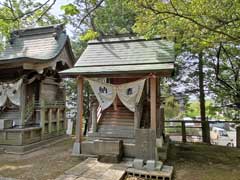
top-left (9, 32), bottom-right (18, 45)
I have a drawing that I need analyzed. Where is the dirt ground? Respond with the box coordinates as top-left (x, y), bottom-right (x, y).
top-left (0, 138), bottom-right (80, 180)
top-left (1, 139), bottom-right (240, 180)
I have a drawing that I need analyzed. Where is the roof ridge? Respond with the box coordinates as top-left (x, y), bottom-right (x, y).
top-left (88, 35), bottom-right (163, 44)
top-left (10, 24), bottom-right (65, 38)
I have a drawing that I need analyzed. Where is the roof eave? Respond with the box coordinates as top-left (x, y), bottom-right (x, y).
top-left (60, 68), bottom-right (174, 78)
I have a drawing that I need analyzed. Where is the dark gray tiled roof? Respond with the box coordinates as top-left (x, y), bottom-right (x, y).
top-left (0, 24), bottom-right (73, 64)
top-left (61, 36), bottom-right (175, 75)
top-left (75, 37), bottom-right (174, 67)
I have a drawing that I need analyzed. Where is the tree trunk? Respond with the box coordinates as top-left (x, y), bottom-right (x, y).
top-left (198, 53), bottom-right (211, 144)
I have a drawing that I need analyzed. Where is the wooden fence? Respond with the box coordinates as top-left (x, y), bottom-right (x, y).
top-left (164, 120), bottom-right (240, 147)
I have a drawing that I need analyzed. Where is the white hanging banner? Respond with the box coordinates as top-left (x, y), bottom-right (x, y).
top-left (88, 79), bottom-right (117, 111)
top-left (117, 79), bottom-right (146, 112)
top-left (0, 79), bottom-right (22, 107)
top-left (0, 85), bottom-right (7, 107)
top-left (87, 78), bottom-right (146, 112)
top-left (7, 79), bottom-right (22, 106)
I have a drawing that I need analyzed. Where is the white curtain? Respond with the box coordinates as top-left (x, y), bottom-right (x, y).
top-left (7, 79), bottom-right (22, 106)
top-left (0, 79), bottom-right (22, 107)
top-left (117, 79), bottom-right (146, 112)
top-left (87, 78), bottom-right (146, 112)
top-left (88, 79), bottom-right (117, 111)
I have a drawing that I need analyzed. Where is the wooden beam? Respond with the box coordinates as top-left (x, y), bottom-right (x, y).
top-left (60, 70), bottom-right (173, 79)
top-left (150, 76), bottom-right (157, 130)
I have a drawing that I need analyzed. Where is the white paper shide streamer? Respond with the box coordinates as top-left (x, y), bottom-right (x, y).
top-left (117, 79), bottom-right (146, 112)
top-left (0, 79), bottom-right (22, 107)
top-left (87, 78), bottom-right (146, 112)
top-left (88, 79), bottom-right (117, 111)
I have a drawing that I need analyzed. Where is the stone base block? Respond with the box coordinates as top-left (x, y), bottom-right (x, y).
top-left (145, 160), bottom-right (156, 171)
top-left (98, 154), bottom-right (121, 163)
top-left (133, 159), bottom-right (144, 169)
top-left (94, 139), bottom-right (123, 156)
top-left (72, 142), bottom-right (81, 155)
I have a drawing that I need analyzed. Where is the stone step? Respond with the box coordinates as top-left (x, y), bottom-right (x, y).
top-left (103, 114), bottom-right (134, 119)
top-left (98, 122), bottom-right (134, 127)
top-left (87, 135), bottom-right (136, 144)
top-left (98, 125), bottom-right (134, 130)
top-left (104, 110), bottom-right (134, 115)
top-left (92, 131), bottom-right (135, 139)
top-left (101, 117), bottom-right (134, 122)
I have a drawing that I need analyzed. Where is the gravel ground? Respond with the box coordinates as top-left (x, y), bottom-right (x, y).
top-left (0, 138), bottom-right (80, 180)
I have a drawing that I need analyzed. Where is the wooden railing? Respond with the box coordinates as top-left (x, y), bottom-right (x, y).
top-left (164, 120), bottom-right (240, 147)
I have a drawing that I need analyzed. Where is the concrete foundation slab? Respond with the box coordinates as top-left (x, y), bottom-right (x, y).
top-left (126, 165), bottom-right (173, 180)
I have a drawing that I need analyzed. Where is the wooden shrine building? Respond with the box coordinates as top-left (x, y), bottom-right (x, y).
top-left (0, 24), bottom-right (74, 153)
top-left (61, 36), bottom-right (175, 161)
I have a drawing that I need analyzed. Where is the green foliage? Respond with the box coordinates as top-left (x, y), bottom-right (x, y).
top-left (164, 96), bottom-right (181, 119)
top-left (185, 100), bottom-right (223, 119)
top-left (61, 3), bottom-right (80, 16)
top-left (80, 29), bottom-right (99, 41)
top-left (129, 0), bottom-right (240, 46)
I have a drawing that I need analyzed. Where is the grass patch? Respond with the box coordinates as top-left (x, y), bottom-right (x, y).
top-left (167, 142), bottom-right (240, 180)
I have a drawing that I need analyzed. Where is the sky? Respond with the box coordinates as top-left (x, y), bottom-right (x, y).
top-left (38, 0), bottom-right (74, 35)
top-left (48, 0), bottom-right (73, 17)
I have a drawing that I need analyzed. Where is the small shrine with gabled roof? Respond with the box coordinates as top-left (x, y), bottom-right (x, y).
top-left (0, 24), bottom-right (75, 153)
top-left (61, 36), bottom-right (175, 165)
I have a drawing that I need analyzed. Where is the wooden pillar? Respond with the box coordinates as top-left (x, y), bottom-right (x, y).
top-left (56, 108), bottom-right (60, 135)
top-left (150, 76), bottom-right (157, 130)
top-left (48, 109), bottom-right (52, 134)
top-left (182, 121), bottom-right (187, 143)
top-left (72, 77), bottom-right (84, 155)
top-left (237, 126), bottom-right (240, 148)
top-left (40, 100), bottom-right (45, 140)
top-left (20, 83), bottom-right (26, 126)
top-left (134, 104), bottom-right (140, 130)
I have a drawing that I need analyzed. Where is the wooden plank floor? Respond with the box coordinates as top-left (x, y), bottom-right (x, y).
top-left (55, 158), bottom-right (129, 180)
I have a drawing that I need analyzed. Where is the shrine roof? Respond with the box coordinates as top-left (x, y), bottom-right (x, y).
top-left (61, 36), bottom-right (175, 76)
top-left (0, 24), bottom-right (75, 64)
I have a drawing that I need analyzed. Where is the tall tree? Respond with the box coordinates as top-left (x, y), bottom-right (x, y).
top-left (127, 0), bottom-right (240, 143)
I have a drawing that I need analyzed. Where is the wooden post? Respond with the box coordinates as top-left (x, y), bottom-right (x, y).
top-left (182, 121), bottom-right (187, 143)
top-left (91, 101), bottom-right (97, 133)
top-left (134, 104), bottom-right (140, 130)
top-left (150, 76), bottom-right (157, 130)
top-left (159, 104), bottom-right (165, 138)
top-left (72, 77), bottom-right (84, 155)
top-left (237, 126), bottom-right (240, 148)
top-left (48, 109), bottom-right (52, 135)
top-left (56, 108), bottom-right (60, 135)
top-left (20, 83), bottom-right (26, 126)
top-left (40, 100), bottom-right (45, 140)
